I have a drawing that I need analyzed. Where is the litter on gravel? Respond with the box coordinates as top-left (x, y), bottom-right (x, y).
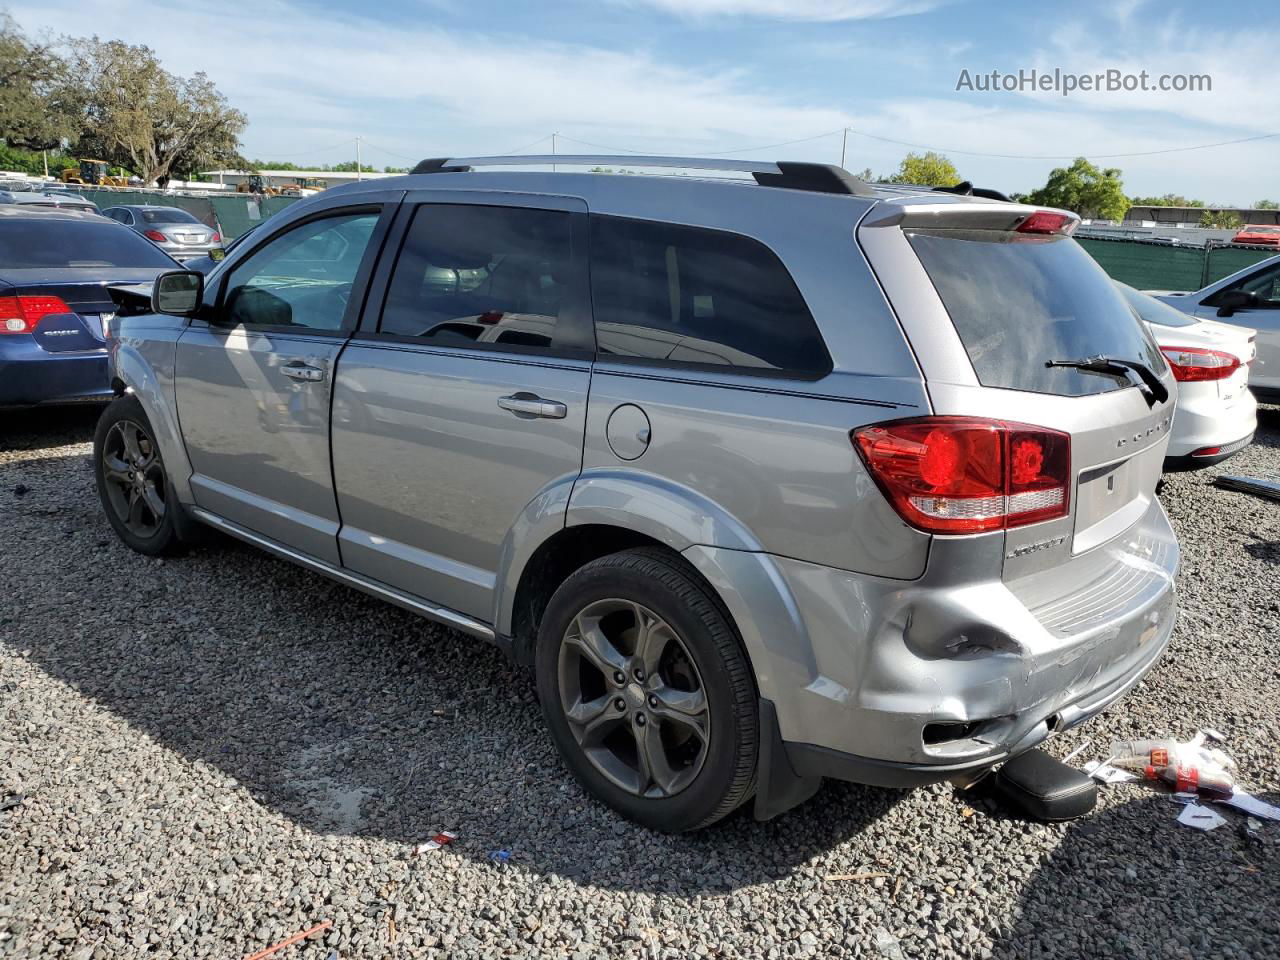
top-left (412, 831), bottom-right (457, 856)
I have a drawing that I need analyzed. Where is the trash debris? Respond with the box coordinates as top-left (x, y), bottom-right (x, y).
top-left (1214, 474), bottom-right (1280, 502)
top-left (243, 919), bottom-right (332, 960)
top-left (1062, 738), bottom-right (1093, 764)
top-left (413, 831), bottom-right (456, 856)
top-left (488, 849), bottom-right (511, 865)
top-left (1176, 803), bottom-right (1228, 831)
top-left (1218, 790), bottom-right (1280, 821)
top-left (430, 708), bottom-right (456, 719)
top-left (0, 794), bottom-right (22, 813)
top-left (1107, 731), bottom-right (1237, 798)
top-left (826, 871), bottom-right (889, 882)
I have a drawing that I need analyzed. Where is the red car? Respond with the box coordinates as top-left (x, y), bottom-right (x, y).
top-left (1232, 224), bottom-right (1280, 246)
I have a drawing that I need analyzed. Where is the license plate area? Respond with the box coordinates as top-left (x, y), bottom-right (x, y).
top-left (1072, 443), bottom-right (1163, 554)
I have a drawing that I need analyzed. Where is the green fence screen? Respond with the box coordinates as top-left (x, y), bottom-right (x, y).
top-left (77, 189), bottom-right (299, 240)
top-left (1077, 236), bottom-right (1276, 292)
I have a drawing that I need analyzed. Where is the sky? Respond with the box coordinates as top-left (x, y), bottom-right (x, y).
top-left (10, 0), bottom-right (1279, 203)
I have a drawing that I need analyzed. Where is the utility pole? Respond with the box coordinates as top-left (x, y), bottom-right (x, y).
top-left (356, 136), bottom-right (362, 181)
top-left (840, 128), bottom-right (848, 170)
top-left (42, 151), bottom-right (49, 179)
top-left (552, 131), bottom-right (557, 173)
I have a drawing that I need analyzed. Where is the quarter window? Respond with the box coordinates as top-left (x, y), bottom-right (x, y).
top-left (220, 212), bottom-right (379, 331)
top-left (589, 216), bottom-right (831, 375)
top-left (380, 204), bottom-right (575, 351)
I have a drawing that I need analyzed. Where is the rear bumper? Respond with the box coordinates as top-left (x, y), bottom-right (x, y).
top-left (1164, 382), bottom-right (1257, 463)
top-left (0, 339), bottom-right (112, 407)
top-left (155, 241), bottom-right (217, 261)
top-left (729, 497), bottom-right (1179, 793)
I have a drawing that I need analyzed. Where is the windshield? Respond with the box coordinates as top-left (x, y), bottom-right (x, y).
top-left (907, 229), bottom-right (1164, 396)
top-left (141, 208), bottom-right (199, 224)
top-left (0, 219), bottom-right (176, 268)
top-left (1117, 282), bottom-right (1198, 327)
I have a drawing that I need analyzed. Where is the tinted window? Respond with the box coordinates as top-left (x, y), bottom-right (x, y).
top-left (380, 204), bottom-right (573, 351)
top-left (141, 208), bottom-right (199, 224)
top-left (0, 219), bottom-right (175, 268)
top-left (590, 217), bottom-right (830, 375)
top-left (221, 212), bottom-right (379, 331)
top-left (908, 229), bottom-right (1164, 396)
top-left (1232, 262), bottom-right (1280, 305)
top-left (1117, 283), bottom-right (1197, 327)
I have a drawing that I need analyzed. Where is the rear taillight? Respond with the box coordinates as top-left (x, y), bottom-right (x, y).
top-left (144, 229), bottom-right (167, 242)
top-left (0, 295), bottom-right (74, 334)
top-left (1159, 345), bottom-right (1240, 382)
top-left (210, 232), bottom-right (221, 243)
top-left (1016, 211), bottom-right (1077, 235)
top-left (852, 417), bottom-right (1071, 534)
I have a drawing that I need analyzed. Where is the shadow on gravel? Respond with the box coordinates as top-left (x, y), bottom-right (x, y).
top-left (1244, 537), bottom-right (1280, 565)
top-left (3, 449), bottom-right (904, 894)
top-left (991, 793), bottom-right (1280, 959)
top-left (0, 404), bottom-right (101, 451)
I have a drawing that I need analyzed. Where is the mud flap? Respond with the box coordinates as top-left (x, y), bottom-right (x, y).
top-left (753, 699), bottom-right (822, 821)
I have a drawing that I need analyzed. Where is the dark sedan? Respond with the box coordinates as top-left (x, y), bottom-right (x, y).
top-left (0, 207), bottom-right (178, 408)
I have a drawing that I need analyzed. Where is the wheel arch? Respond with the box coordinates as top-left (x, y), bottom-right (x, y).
top-left (110, 336), bottom-right (194, 504)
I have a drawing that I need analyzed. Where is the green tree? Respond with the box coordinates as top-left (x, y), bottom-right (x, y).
top-left (1199, 209), bottom-right (1243, 229)
top-left (1129, 194), bottom-right (1204, 207)
top-left (66, 37), bottom-right (246, 184)
top-left (891, 151), bottom-right (960, 187)
top-left (0, 14), bottom-right (76, 151)
top-left (331, 160), bottom-right (377, 173)
top-left (1254, 199), bottom-right (1279, 210)
top-left (1025, 157), bottom-right (1128, 221)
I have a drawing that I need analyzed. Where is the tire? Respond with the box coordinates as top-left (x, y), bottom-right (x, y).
top-left (535, 547), bottom-right (758, 831)
top-left (94, 395), bottom-right (184, 557)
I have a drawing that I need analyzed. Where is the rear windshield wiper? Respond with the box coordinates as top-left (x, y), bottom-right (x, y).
top-left (1045, 355), bottom-right (1169, 406)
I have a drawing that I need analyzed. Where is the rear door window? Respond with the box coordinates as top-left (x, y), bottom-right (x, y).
top-left (907, 229), bottom-right (1163, 396)
top-left (379, 203), bottom-right (580, 353)
top-left (589, 215), bottom-right (831, 376)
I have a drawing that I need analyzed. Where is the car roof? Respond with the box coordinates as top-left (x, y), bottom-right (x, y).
top-left (0, 205), bottom-right (112, 222)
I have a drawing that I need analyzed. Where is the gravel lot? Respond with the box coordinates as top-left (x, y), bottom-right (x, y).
top-left (2, 404), bottom-right (1278, 960)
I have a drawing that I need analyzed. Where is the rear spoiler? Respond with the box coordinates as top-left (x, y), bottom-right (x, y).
top-left (860, 197), bottom-right (1080, 234)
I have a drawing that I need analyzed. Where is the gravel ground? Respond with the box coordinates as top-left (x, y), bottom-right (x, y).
top-left (2, 404), bottom-right (1278, 960)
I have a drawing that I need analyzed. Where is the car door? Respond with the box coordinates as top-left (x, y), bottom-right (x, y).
top-left (330, 193), bottom-right (593, 621)
top-left (175, 202), bottom-right (394, 564)
top-left (1195, 259), bottom-right (1280, 395)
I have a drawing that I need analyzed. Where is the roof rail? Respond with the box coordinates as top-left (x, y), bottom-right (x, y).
top-left (409, 155), bottom-right (877, 197)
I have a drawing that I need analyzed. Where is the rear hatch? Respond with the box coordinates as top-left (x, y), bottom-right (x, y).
top-left (858, 199), bottom-right (1177, 579)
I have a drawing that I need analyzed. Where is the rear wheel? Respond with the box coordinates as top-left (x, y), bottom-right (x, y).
top-left (94, 395), bottom-right (183, 556)
top-left (536, 548), bottom-right (757, 831)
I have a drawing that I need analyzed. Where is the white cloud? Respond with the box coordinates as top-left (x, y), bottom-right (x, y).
top-left (615, 0), bottom-right (945, 21)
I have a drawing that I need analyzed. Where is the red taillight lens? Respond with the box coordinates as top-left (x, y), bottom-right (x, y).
top-left (210, 232), bottom-right (221, 244)
top-left (1158, 345), bottom-right (1240, 382)
top-left (852, 417), bottom-right (1070, 534)
top-left (0, 295), bottom-right (74, 334)
top-left (143, 229), bottom-right (167, 242)
top-left (1016, 211), bottom-right (1076, 235)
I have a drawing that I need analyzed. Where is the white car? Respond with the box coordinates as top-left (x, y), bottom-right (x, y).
top-left (1118, 283), bottom-right (1257, 468)
top-left (1153, 253), bottom-right (1280, 406)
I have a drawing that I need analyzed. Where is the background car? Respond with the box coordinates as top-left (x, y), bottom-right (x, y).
top-left (1117, 283), bottom-right (1256, 467)
top-left (99, 205), bottom-right (221, 262)
top-left (0, 206), bottom-right (178, 408)
top-left (0, 188), bottom-right (99, 214)
top-left (1231, 225), bottom-right (1280, 247)
top-left (183, 223), bottom-right (259, 275)
top-left (1154, 254), bottom-right (1280, 405)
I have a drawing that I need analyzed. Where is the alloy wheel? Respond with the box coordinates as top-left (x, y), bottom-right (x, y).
top-left (557, 598), bottom-right (711, 799)
top-left (100, 419), bottom-right (167, 538)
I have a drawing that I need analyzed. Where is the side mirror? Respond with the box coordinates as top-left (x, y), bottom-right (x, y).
top-left (152, 270), bottom-right (204, 317)
top-left (1214, 289), bottom-right (1258, 318)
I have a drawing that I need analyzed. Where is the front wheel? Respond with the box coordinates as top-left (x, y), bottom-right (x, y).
top-left (94, 395), bottom-right (183, 556)
top-left (536, 548), bottom-right (758, 831)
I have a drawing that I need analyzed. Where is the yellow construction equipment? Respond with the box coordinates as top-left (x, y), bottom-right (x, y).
top-left (236, 174), bottom-right (279, 196)
top-left (60, 159), bottom-right (128, 188)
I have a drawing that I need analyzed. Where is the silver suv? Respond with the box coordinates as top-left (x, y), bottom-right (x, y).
top-left (96, 156), bottom-right (1179, 831)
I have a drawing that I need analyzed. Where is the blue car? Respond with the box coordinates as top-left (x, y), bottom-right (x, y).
top-left (0, 206), bottom-right (178, 408)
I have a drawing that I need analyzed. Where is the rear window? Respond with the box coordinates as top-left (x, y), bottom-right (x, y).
top-left (1117, 283), bottom-right (1197, 327)
top-left (141, 209), bottom-right (199, 224)
top-left (0, 219), bottom-right (176, 269)
top-left (907, 229), bottom-right (1163, 396)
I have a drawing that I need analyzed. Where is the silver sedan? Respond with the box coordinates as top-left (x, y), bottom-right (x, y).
top-left (99, 205), bottom-right (221, 261)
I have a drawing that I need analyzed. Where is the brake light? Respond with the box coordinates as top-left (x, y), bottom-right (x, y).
top-left (210, 232), bottom-right (221, 244)
top-left (144, 229), bottom-right (167, 242)
top-left (0, 295), bottom-right (74, 334)
top-left (852, 417), bottom-right (1071, 534)
top-left (1016, 211), bottom-right (1076, 235)
top-left (1159, 345), bottom-right (1240, 382)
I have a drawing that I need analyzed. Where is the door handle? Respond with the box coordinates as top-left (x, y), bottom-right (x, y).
top-left (497, 392), bottom-right (568, 419)
top-left (282, 361), bottom-right (325, 383)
